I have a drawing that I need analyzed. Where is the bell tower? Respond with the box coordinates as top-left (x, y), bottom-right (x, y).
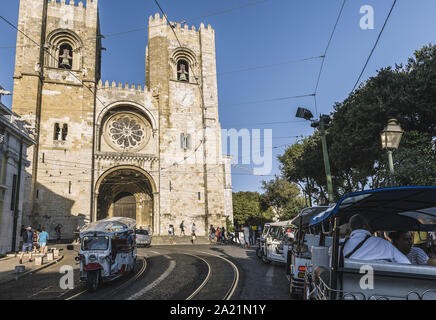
top-left (12, 0), bottom-right (102, 232)
top-left (146, 15), bottom-right (232, 235)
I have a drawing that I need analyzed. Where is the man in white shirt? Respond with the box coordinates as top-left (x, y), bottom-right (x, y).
top-left (342, 214), bottom-right (410, 264)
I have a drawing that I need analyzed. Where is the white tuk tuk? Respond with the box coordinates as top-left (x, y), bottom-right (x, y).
top-left (258, 220), bottom-right (294, 264)
top-left (305, 186), bottom-right (436, 300)
top-left (71, 217), bottom-right (137, 291)
top-left (287, 206), bottom-right (332, 298)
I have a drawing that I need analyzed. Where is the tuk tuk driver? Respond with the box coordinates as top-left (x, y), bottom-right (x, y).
top-left (341, 214), bottom-right (410, 264)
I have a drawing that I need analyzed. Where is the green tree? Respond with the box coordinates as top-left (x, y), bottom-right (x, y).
top-left (260, 176), bottom-right (306, 220)
top-left (232, 191), bottom-right (274, 227)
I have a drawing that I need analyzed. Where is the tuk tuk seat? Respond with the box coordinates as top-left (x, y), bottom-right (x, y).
top-left (341, 258), bottom-right (436, 300)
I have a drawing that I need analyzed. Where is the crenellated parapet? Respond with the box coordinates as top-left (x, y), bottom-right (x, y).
top-left (47, 0), bottom-right (98, 10)
top-left (148, 13), bottom-right (215, 38)
top-left (97, 80), bottom-right (150, 94)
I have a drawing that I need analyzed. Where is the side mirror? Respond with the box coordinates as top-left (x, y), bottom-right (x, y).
top-left (67, 245), bottom-right (74, 251)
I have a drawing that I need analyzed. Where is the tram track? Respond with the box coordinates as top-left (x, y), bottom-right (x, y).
top-left (150, 248), bottom-right (240, 300)
top-left (63, 247), bottom-right (240, 300)
top-left (64, 256), bottom-right (147, 300)
top-left (180, 249), bottom-right (239, 300)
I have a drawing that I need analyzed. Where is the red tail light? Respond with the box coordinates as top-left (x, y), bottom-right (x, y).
top-left (298, 266), bottom-right (306, 272)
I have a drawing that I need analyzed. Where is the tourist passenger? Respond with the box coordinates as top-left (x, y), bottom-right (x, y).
top-left (390, 231), bottom-right (436, 266)
top-left (341, 214), bottom-right (410, 264)
top-left (413, 231), bottom-right (430, 254)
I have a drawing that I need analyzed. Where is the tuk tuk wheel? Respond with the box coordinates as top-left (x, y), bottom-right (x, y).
top-left (256, 247), bottom-right (263, 259)
top-left (87, 270), bottom-right (100, 292)
top-left (261, 254), bottom-right (271, 264)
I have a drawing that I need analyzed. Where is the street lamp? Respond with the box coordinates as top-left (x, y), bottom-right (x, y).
top-left (380, 118), bottom-right (404, 186)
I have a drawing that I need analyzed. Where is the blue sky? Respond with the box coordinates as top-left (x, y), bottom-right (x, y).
top-left (1, 0), bottom-right (436, 193)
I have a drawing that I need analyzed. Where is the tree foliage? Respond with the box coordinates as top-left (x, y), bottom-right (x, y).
top-left (278, 44), bottom-right (436, 202)
top-left (232, 191), bottom-right (274, 226)
top-left (260, 176), bottom-right (306, 220)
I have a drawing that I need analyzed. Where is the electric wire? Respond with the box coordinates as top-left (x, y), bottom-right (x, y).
top-left (93, 0), bottom-right (270, 38)
top-left (313, 0), bottom-right (347, 116)
top-left (351, 0), bottom-right (398, 93)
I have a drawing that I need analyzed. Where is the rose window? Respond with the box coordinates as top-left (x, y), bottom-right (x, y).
top-left (105, 113), bottom-right (150, 151)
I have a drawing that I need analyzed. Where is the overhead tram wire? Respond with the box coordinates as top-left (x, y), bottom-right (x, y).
top-left (94, 0), bottom-right (271, 39)
top-left (223, 93), bottom-right (315, 108)
top-left (351, 0), bottom-right (398, 93)
top-left (313, 0), bottom-right (347, 115)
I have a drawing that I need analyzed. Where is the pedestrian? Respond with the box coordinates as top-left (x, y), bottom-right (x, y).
top-left (33, 229), bottom-right (40, 253)
top-left (54, 224), bottom-right (63, 243)
top-left (168, 224), bottom-right (175, 245)
top-left (243, 225), bottom-right (250, 249)
top-left (19, 225), bottom-right (26, 251)
top-left (180, 220), bottom-right (185, 236)
top-left (19, 227), bottom-right (34, 264)
top-left (234, 228), bottom-right (240, 245)
top-left (38, 227), bottom-right (49, 255)
top-left (249, 226), bottom-right (254, 245)
top-left (209, 225), bottom-right (216, 244)
top-left (191, 223), bottom-right (197, 244)
top-left (239, 227), bottom-right (245, 247)
top-left (74, 225), bottom-right (80, 244)
top-left (216, 227), bottom-right (221, 244)
top-left (146, 225), bottom-right (153, 237)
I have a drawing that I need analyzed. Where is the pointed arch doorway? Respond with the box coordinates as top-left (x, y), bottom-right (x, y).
top-left (96, 167), bottom-right (155, 228)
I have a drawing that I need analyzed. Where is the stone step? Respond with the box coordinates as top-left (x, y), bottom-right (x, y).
top-left (150, 236), bottom-right (210, 245)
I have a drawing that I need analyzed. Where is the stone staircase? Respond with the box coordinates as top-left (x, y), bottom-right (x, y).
top-left (150, 235), bottom-right (210, 245)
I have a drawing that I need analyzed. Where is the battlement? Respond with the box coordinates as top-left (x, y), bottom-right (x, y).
top-left (97, 80), bottom-right (148, 93)
top-left (47, 0), bottom-right (97, 9)
top-left (148, 13), bottom-right (214, 36)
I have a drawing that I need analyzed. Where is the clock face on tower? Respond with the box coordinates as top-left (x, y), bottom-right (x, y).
top-left (174, 87), bottom-right (195, 107)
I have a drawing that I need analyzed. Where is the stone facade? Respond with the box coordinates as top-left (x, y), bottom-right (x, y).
top-left (11, 0), bottom-right (233, 238)
top-left (0, 88), bottom-right (35, 254)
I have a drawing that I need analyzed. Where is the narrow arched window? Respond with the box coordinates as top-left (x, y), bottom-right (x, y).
top-left (177, 60), bottom-right (189, 82)
top-left (54, 123), bottom-right (60, 140)
top-left (62, 124), bottom-right (68, 141)
top-left (58, 43), bottom-right (73, 69)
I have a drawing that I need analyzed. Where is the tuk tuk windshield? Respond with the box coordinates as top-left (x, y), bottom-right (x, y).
top-left (82, 236), bottom-right (109, 251)
top-left (262, 225), bottom-right (270, 237)
top-left (268, 226), bottom-right (283, 239)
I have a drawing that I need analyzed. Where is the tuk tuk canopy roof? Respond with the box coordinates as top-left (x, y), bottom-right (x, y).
top-left (309, 186), bottom-right (436, 231)
top-left (80, 217), bottom-right (136, 235)
top-left (267, 220), bottom-right (294, 227)
top-left (291, 206), bottom-right (332, 228)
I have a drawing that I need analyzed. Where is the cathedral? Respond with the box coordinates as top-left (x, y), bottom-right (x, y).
top-left (11, 0), bottom-right (233, 237)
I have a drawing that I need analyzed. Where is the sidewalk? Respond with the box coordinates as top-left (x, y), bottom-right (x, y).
top-left (0, 249), bottom-right (64, 286)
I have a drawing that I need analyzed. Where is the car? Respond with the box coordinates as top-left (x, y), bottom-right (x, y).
top-left (135, 229), bottom-right (151, 247)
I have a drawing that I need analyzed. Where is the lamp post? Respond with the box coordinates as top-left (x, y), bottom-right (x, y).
top-left (380, 118), bottom-right (404, 187)
top-left (296, 108), bottom-right (334, 204)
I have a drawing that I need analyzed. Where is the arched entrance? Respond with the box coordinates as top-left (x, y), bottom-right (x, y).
top-left (96, 168), bottom-right (154, 227)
